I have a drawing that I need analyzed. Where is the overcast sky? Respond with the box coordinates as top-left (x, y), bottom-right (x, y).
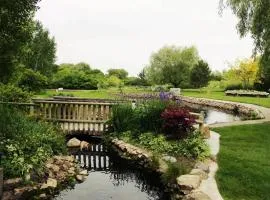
top-left (35, 0), bottom-right (253, 76)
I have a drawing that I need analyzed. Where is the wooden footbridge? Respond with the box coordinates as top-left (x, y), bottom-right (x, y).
top-left (33, 98), bottom-right (115, 135)
top-left (1, 97), bottom-right (205, 136)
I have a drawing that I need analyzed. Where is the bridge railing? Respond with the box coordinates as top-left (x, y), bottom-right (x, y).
top-left (32, 100), bottom-right (115, 135)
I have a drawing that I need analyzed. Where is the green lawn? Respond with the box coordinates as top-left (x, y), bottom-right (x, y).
top-left (35, 88), bottom-right (270, 108)
top-left (183, 89), bottom-right (270, 108)
top-left (35, 87), bottom-right (153, 99)
top-left (213, 123), bottom-right (270, 200)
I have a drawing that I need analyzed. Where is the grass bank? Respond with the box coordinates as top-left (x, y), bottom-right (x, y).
top-left (182, 89), bottom-right (270, 108)
top-left (213, 123), bottom-right (270, 200)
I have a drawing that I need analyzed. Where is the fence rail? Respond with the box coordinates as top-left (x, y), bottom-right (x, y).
top-left (1, 99), bottom-right (205, 136)
top-left (32, 100), bottom-right (114, 135)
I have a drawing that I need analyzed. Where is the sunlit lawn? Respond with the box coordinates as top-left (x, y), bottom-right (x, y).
top-left (213, 123), bottom-right (270, 200)
top-left (182, 89), bottom-right (270, 108)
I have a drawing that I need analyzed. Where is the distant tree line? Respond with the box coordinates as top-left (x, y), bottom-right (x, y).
top-left (1, 0), bottom-right (269, 95)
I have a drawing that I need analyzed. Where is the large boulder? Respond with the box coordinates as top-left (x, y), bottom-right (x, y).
top-left (162, 155), bottom-right (177, 163)
top-left (79, 170), bottom-right (88, 176)
top-left (67, 138), bottom-right (81, 148)
top-left (177, 175), bottom-right (201, 194)
top-left (190, 169), bottom-right (208, 180)
top-left (46, 163), bottom-right (60, 173)
top-left (195, 162), bottom-right (210, 173)
top-left (41, 178), bottom-right (57, 189)
top-left (3, 177), bottom-right (23, 191)
top-left (76, 175), bottom-right (86, 183)
top-left (183, 191), bottom-right (211, 200)
top-left (201, 125), bottom-right (210, 139)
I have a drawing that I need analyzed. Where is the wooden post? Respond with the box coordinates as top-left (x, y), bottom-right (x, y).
top-left (48, 103), bottom-right (52, 120)
top-left (29, 104), bottom-right (34, 116)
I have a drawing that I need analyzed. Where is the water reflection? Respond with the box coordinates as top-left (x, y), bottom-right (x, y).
top-left (54, 142), bottom-right (170, 200)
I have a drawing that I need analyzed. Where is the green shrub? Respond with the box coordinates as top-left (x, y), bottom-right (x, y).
top-left (0, 84), bottom-right (32, 102)
top-left (117, 131), bottom-right (210, 160)
top-left (124, 77), bottom-right (150, 86)
top-left (161, 162), bottom-right (188, 184)
top-left (151, 84), bottom-right (173, 92)
top-left (0, 105), bottom-right (67, 179)
top-left (206, 80), bottom-right (226, 91)
top-left (225, 83), bottom-right (253, 91)
top-left (108, 103), bottom-right (135, 133)
top-left (108, 100), bottom-right (167, 134)
top-left (178, 131), bottom-right (210, 160)
top-left (134, 100), bottom-right (167, 133)
top-left (51, 65), bottom-right (101, 90)
top-left (16, 68), bottom-right (48, 92)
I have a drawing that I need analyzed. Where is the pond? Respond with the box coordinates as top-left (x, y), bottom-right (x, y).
top-left (54, 138), bottom-right (170, 200)
top-left (182, 103), bottom-right (241, 124)
top-left (203, 109), bottom-right (240, 125)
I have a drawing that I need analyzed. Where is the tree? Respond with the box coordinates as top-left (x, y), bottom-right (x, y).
top-left (20, 21), bottom-right (57, 77)
top-left (0, 0), bottom-right (40, 82)
top-left (210, 70), bottom-right (223, 81)
top-left (220, 0), bottom-right (270, 89)
top-left (145, 45), bottom-right (199, 87)
top-left (51, 63), bottom-right (104, 90)
top-left (224, 58), bottom-right (259, 89)
top-left (73, 62), bottom-right (91, 73)
top-left (190, 60), bottom-right (211, 88)
top-left (107, 69), bottom-right (128, 79)
top-left (16, 68), bottom-right (48, 92)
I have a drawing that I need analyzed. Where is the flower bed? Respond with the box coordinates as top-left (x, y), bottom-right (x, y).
top-left (225, 90), bottom-right (269, 97)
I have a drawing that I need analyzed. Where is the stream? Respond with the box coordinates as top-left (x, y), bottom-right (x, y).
top-left (54, 138), bottom-right (170, 200)
top-left (203, 109), bottom-right (240, 124)
top-left (54, 107), bottom-right (240, 200)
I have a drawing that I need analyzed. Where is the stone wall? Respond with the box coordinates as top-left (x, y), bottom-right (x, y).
top-left (111, 138), bottom-right (212, 200)
top-left (2, 155), bottom-right (88, 200)
top-left (178, 96), bottom-right (264, 120)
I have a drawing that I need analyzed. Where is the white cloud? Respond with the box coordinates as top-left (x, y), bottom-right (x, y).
top-left (35, 0), bottom-right (253, 76)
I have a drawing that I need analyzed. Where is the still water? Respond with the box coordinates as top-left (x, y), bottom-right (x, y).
top-left (203, 109), bottom-right (240, 124)
top-left (54, 139), bottom-right (170, 200)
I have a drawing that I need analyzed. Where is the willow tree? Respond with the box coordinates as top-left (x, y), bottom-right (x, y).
top-left (145, 46), bottom-right (199, 88)
top-left (220, 0), bottom-right (270, 89)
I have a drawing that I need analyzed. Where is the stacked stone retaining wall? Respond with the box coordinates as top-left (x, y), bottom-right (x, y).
top-left (178, 96), bottom-right (264, 119)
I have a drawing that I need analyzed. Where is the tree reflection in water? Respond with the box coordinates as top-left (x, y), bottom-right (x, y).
top-left (71, 141), bottom-right (170, 200)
